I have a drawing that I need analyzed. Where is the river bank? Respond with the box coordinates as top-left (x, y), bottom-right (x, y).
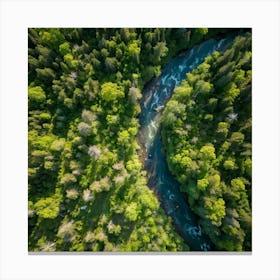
top-left (137, 37), bottom-right (234, 251)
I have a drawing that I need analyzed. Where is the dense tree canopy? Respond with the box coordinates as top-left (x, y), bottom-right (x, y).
top-left (28, 27), bottom-right (250, 252)
top-left (161, 33), bottom-right (252, 251)
top-left (28, 27), bottom-right (221, 252)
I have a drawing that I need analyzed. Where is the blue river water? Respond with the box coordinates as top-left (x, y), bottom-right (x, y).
top-left (138, 37), bottom-right (233, 251)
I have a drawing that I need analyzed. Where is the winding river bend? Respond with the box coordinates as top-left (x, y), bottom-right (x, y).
top-left (138, 37), bottom-right (233, 251)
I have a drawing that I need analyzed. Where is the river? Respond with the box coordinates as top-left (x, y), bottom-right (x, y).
top-left (138, 37), bottom-right (233, 251)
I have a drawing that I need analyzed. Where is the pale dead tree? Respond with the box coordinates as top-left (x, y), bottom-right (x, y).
top-left (113, 175), bottom-right (125, 185)
top-left (88, 145), bottom-right (101, 160)
top-left (104, 242), bottom-right (114, 251)
top-left (60, 173), bottom-right (77, 185)
top-left (28, 209), bottom-right (35, 218)
top-left (107, 220), bottom-right (115, 232)
top-left (128, 86), bottom-right (141, 103)
top-left (109, 244), bottom-right (119, 252)
top-left (78, 122), bottom-right (92, 137)
top-left (90, 176), bottom-right (111, 192)
top-left (82, 109), bottom-right (97, 124)
top-left (57, 220), bottom-right (76, 242)
top-left (191, 136), bottom-right (199, 143)
top-left (69, 72), bottom-right (77, 79)
top-left (90, 180), bottom-right (102, 192)
top-left (41, 241), bottom-right (56, 252)
top-left (185, 124), bottom-right (192, 131)
top-left (112, 161), bottom-right (124, 171)
top-left (83, 189), bottom-right (93, 202)
top-left (99, 214), bottom-right (108, 225)
top-left (73, 44), bottom-right (81, 52)
top-left (95, 230), bottom-right (106, 242)
top-left (66, 188), bottom-right (79, 200)
top-left (228, 112), bottom-right (238, 121)
top-left (84, 231), bottom-right (95, 243)
top-left (72, 169), bottom-right (81, 176)
top-left (99, 177), bottom-right (111, 191)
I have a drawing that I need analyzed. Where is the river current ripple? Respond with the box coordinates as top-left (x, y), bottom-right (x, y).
top-left (138, 37), bottom-right (233, 251)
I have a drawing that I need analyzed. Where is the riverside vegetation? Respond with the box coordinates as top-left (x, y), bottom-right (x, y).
top-left (161, 33), bottom-right (252, 251)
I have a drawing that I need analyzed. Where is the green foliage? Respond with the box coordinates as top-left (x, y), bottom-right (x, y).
top-left (50, 139), bottom-right (65, 152)
top-left (34, 196), bottom-right (60, 219)
top-left (36, 67), bottom-right (55, 83)
top-left (28, 27), bottom-right (239, 252)
top-left (230, 132), bottom-right (245, 144)
top-left (105, 57), bottom-right (118, 72)
top-left (28, 86), bottom-right (46, 103)
top-left (127, 41), bottom-right (140, 63)
top-left (59, 42), bottom-right (71, 56)
top-left (64, 53), bottom-right (78, 69)
top-left (195, 80), bottom-right (213, 95)
top-left (230, 178), bottom-right (246, 195)
top-left (153, 42), bottom-right (168, 63)
top-left (217, 122), bottom-right (229, 138)
top-left (125, 202), bottom-right (140, 221)
top-left (161, 99), bottom-right (186, 128)
top-left (223, 159), bottom-right (236, 170)
top-left (200, 145), bottom-right (216, 161)
top-left (205, 197), bottom-right (226, 226)
top-left (90, 177), bottom-right (111, 193)
top-left (161, 33), bottom-right (252, 251)
top-left (225, 82), bottom-right (240, 103)
top-left (100, 82), bottom-right (124, 102)
top-left (60, 173), bottom-right (77, 186)
top-left (39, 28), bottom-right (65, 51)
top-left (173, 83), bottom-right (192, 100)
top-left (117, 130), bottom-right (130, 146)
top-left (196, 28), bottom-right (208, 36)
top-left (243, 158), bottom-right (252, 177)
top-left (39, 112), bottom-right (52, 121)
top-left (197, 178), bottom-right (209, 191)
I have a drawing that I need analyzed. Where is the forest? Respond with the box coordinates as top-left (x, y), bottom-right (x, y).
top-left (161, 33), bottom-right (252, 251)
top-left (28, 28), bottom-right (251, 252)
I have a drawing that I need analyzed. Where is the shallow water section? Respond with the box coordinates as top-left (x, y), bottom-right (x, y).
top-left (138, 38), bottom-right (233, 251)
